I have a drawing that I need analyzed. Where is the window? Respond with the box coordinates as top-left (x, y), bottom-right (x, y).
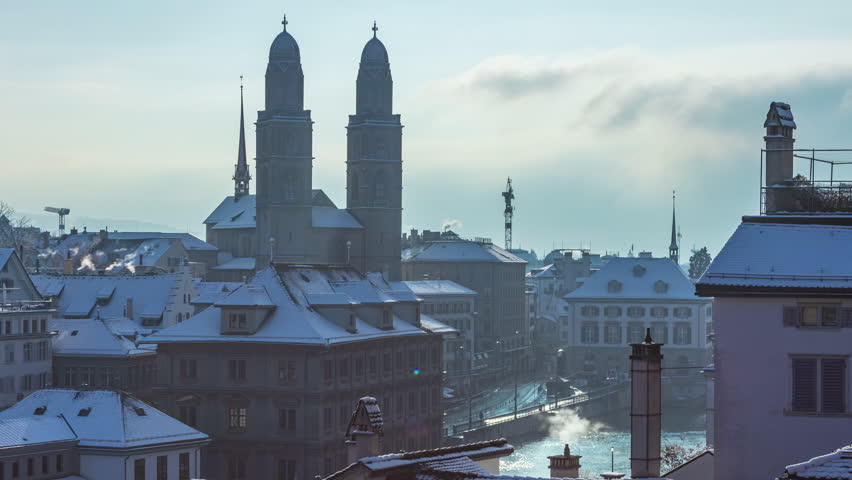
top-left (278, 408), bottom-right (296, 431)
top-left (650, 306), bottom-right (668, 318)
top-left (278, 459), bottom-right (296, 480)
top-left (785, 305), bottom-right (845, 328)
top-left (101, 367), bottom-right (115, 387)
top-left (792, 357), bottom-right (847, 414)
top-left (278, 360), bottom-right (296, 381)
top-left (56, 455), bottom-right (63, 473)
top-left (384, 353), bottom-right (393, 373)
top-left (651, 322), bottom-right (668, 344)
top-left (228, 457), bottom-right (246, 480)
top-left (368, 355), bottom-right (377, 374)
top-left (323, 360), bottom-right (334, 380)
top-left (229, 359), bottom-right (246, 381)
top-left (4, 321), bottom-right (10, 335)
top-left (37, 342), bottom-right (47, 361)
top-left (12, 461), bottom-right (18, 479)
top-left (580, 305), bottom-right (599, 317)
top-left (228, 407), bottom-right (247, 429)
top-left (604, 323), bottom-right (621, 344)
top-left (134, 459), bottom-right (145, 480)
top-left (179, 453), bottom-right (190, 480)
top-left (604, 306), bottom-right (622, 317)
top-left (41, 456), bottom-right (47, 474)
top-left (633, 264), bottom-right (646, 277)
top-left (22, 343), bottom-right (31, 361)
top-left (228, 312), bottom-right (248, 329)
top-left (354, 357), bottom-right (364, 376)
top-left (179, 405), bottom-right (197, 428)
top-left (381, 309), bottom-right (392, 329)
top-left (627, 306), bottom-right (645, 317)
top-left (156, 456), bottom-right (167, 480)
top-left (339, 359), bottom-right (350, 378)
top-left (4, 344), bottom-right (13, 364)
top-left (607, 280), bottom-right (622, 293)
top-left (581, 322), bottom-right (599, 344)
top-left (653, 281), bottom-right (669, 294)
top-left (673, 307), bottom-right (692, 318)
top-left (674, 323), bottom-right (692, 345)
top-left (23, 320), bottom-right (29, 334)
top-left (26, 458), bottom-right (32, 476)
top-left (322, 407), bottom-right (332, 430)
top-left (180, 359), bottom-right (197, 378)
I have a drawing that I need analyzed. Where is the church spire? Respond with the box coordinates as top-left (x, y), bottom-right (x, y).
top-left (669, 191), bottom-right (679, 264)
top-left (233, 76), bottom-right (251, 199)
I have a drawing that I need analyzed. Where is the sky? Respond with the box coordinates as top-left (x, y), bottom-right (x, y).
top-left (4, 1), bottom-right (852, 260)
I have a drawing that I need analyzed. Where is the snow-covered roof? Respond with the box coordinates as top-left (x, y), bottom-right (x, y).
top-left (144, 265), bottom-right (436, 346)
top-left (697, 222), bottom-right (852, 295)
top-left (0, 249), bottom-right (13, 271)
top-left (764, 101), bottom-right (797, 129)
top-left (211, 256), bottom-right (256, 271)
top-left (0, 416), bottom-right (77, 448)
top-left (419, 316), bottom-right (458, 336)
top-left (0, 390), bottom-right (209, 449)
top-left (313, 207), bottom-right (364, 229)
top-left (565, 257), bottom-right (701, 301)
top-left (195, 281), bottom-right (243, 296)
top-left (529, 264), bottom-right (557, 278)
top-left (783, 444), bottom-right (852, 479)
top-left (345, 396), bottom-right (384, 439)
top-left (51, 317), bottom-right (155, 357)
top-left (204, 195), bottom-right (256, 230)
top-left (214, 285), bottom-right (274, 308)
top-left (105, 232), bottom-right (216, 251)
top-left (104, 238), bottom-right (176, 273)
top-left (402, 241), bottom-right (526, 264)
top-left (32, 273), bottom-right (187, 327)
top-left (402, 280), bottom-right (477, 297)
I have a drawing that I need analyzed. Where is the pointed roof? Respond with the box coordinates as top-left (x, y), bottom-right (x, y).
top-left (345, 396), bottom-right (383, 439)
top-left (234, 80), bottom-right (251, 198)
top-left (669, 192), bottom-right (679, 250)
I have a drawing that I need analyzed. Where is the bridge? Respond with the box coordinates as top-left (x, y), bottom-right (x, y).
top-left (443, 382), bottom-right (629, 444)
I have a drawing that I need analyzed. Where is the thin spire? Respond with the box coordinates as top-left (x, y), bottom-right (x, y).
top-left (669, 190), bottom-right (679, 263)
top-left (372, 20), bottom-right (378, 38)
top-left (234, 76), bottom-right (250, 198)
top-left (282, 14), bottom-right (288, 31)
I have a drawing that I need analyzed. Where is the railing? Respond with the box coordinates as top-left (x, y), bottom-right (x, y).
top-left (763, 183), bottom-right (852, 214)
top-left (444, 382), bottom-right (626, 436)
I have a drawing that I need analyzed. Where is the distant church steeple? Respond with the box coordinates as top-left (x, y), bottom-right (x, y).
top-left (233, 76), bottom-right (251, 198)
top-left (669, 191), bottom-right (679, 264)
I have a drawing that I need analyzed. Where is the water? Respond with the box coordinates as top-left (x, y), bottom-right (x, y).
top-left (500, 430), bottom-right (706, 478)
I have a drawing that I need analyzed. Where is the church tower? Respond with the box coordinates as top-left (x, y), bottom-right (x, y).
top-left (346, 23), bottom-right (402, 280)
top-left (233, 78), bottom-right (251, 198)
top-left (669, 191), bottom-right (679, 265)
top-left (255, 15), bottom-right (314, 264)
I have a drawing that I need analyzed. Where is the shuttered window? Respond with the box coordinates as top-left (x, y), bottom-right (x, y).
top-left (792, 357), bottom-right (847, 414)
top-left (783, 306), bottom-right (852, 328)
top-left (792, 358), bottom-right (817, 412)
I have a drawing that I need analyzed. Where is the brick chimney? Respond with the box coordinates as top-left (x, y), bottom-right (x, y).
top-left (630, 328), bottom-right (663, 478)
top-left (125, 297), bottom-right (134, 320)
top-left (345, 397), bottom-right (384, 465)
top-left (63, 250), bottom-right (74, 275)
top-left (548, 444), bottom-right (581, 478)
top-left (764, 101), bottom-right (796, 213)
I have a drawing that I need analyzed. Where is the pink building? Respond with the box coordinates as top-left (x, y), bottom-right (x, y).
top-left (697, 102), bottom-right (852, 480)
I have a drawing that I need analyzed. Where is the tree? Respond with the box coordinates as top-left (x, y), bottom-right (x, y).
top-left (688, 247), bottom-right (712, 279)
top-left (661, 442), bottom-right (702, 472)
top-left (0, 202), bottom-right (40, 267)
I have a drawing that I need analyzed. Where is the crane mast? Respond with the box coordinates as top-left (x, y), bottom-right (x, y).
top-left (502, 177), bottom-right (515, 250)
top-left (44, 206), bottom-right (71, 236)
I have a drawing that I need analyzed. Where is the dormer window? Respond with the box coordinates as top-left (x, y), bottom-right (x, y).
top-left (229, 313), bottom-right (248, 329)
top-left (607, 280), bottom-right (622, 293)
top-left (633, 265), bottom-right (646, 277)
top-left (348, 312), bottom-right (357, 333)
top-left (380, 308), bottom-right (392, 330)
top-left (654, 280), bottom-right (669, 294)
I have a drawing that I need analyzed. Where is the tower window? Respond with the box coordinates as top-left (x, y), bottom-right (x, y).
top-left (283, 175), bottom-right (296, 201)
top-left (376, 182), bottom-right (385, 201)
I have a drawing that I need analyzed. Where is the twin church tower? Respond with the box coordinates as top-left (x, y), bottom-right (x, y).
top-left (206, 16), bottom-right (402, 280)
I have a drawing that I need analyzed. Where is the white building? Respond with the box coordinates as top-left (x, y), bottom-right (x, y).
top-left (0, 389), bottom-right (209, 480)
top-left (561, 255), bottom-right (712, 386)
top-left (32, 270), bottom-right (197, 330)
top-left (0, 249), bottom-right (54, 408)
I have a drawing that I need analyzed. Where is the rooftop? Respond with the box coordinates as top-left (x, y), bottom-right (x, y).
top-left (0, 389), bottom-right (208, 449)
top-left (401, 280), bottom-right (477, 296)
top-left (782, 444), bottom-right (852, 479)
top-left (565, 257), bottom-right (701, 301)
top-left (402, 240), bottom-right (526, 264)
top-left (0, 415), bottom-right (77, 448)
top-left (51, 317), bottom-right (155, 358)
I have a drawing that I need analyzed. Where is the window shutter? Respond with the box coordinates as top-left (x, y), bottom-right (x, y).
top-left (792, 358), bottom-right (818, 412)
top-left (841, 308), bottom-right (852, 328)
top-left (783, 307), bottom-right (799, 327)
top-left (822, 358), bottom-right (847, 414)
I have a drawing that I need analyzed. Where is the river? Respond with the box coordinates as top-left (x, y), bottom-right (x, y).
top-left (500, 429), bottom-right (706, 478)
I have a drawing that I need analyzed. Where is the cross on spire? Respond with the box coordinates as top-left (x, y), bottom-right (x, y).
top-left (372, 20), bottom-right (378, 38)
top-left (282, 14), bottom-right (288, 31)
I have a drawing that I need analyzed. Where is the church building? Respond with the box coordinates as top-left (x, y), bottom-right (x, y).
top-left (205, 17), bottom-right (403, 280)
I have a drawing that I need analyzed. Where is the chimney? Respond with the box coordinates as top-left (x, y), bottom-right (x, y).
top-left (548, 444), bottom-right (582, 478)
top-left (764, 102), bottom-right (796, 213)
top-left (63, 250), bottom-right (74, 275)
top-left (345, 397), bottom-right (384, 465)
top-left (70, 226), bottom-right (78, 235)
top-left (629, 328), bottom-right (663, 478)
top-left (99, 228), bottom-right (109, 241)
top-left (125, 297), bottom-right (134, 320)
top-left (138, 254), bottom-right (144, 266)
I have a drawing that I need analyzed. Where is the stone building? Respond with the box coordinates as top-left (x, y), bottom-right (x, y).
top-left (401, 237), bottom-right (529, 373)
top-left (144, 264), bottom-right (448, 479)
top-left (561, 256), bottom-right (712, 393)
top-left (206, 18), bottom-right (403, 280)
top-left (0, 249), bottom-right (53, 408)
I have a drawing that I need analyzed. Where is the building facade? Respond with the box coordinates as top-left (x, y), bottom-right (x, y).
top-left (144, 264), bottom-right (448, 480)
top-left (401, 237), bottom-right (529, 372)
top-left (561, 256), bottom-right (712, 391)
top-left (205, 19), bottom-right (403, 280)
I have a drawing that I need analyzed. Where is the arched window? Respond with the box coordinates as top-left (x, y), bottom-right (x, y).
top-left (283, 174), bottom-right (296, 201)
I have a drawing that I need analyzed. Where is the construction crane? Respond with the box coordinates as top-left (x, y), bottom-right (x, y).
top-left (44, 206), bottom-right (71, 236)
top-left (502, 177), bottom-right (515, 251)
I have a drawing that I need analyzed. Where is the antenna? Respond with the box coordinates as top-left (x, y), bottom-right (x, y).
top-left (502, 177), bottom-right (515, 250)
